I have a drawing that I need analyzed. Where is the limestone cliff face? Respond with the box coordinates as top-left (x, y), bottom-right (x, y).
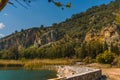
top-left (0, 28), bottom-right (58, 50)
top-left (34, 30), bottom-right (58, 47)
top-left (85, 24), bottom-right (120, 44)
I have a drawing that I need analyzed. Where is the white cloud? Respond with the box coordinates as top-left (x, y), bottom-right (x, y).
top-left (0, 22), bottom-right (5, 29)
top-left (0, 34), bottom-right (5, 38)
top-left (3, 13), bottom-right (8, 16)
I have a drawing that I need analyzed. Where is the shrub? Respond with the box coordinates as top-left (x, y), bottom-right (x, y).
top-left (96, 54), bottom-right (104, 63)
top-left (83, 57), bottom-right (93, 63)
top-left (96, 50), bottom-right (114, 64)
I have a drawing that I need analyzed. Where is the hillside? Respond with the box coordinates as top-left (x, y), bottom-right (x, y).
top-left (0, 0), bottom-right (120, 60)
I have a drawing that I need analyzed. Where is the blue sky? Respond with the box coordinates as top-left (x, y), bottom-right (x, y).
top-left (0, 0), bottom-right (113, 37)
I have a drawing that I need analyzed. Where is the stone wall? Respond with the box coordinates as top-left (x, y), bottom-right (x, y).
top-left (65, 69), bottom-right (101, 80)
top-left (48, 68), bottom-right (102, 80)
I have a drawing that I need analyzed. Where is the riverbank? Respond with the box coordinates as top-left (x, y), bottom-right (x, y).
top-left (0, 59), bottom-right (75, 69)
top-left (0, 59), bottom-right (120, 80)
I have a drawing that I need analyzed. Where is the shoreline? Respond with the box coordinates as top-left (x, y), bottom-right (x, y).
top-left (0, 59), bottom-right (120, 80)
top-left (49, 65), bottom-right (102, 80)
top-left (0, 59), bottom-right (74, 70)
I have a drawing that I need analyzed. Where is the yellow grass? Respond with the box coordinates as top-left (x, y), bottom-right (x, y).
top-left (0, 60), bottom-right (24, 67)
top-left (0, 59), bottom-right (75, 69)
top-left (24, 59), bottom-right (74, 69)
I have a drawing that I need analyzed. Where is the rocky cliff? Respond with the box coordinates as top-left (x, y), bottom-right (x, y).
top-left (85, 23), bottom-right (120, 44)
top-left (0, 28), bottom-right (59, 50)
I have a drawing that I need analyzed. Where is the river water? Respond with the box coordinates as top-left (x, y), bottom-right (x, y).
top-left (0, 69), bottom-right (57, 80)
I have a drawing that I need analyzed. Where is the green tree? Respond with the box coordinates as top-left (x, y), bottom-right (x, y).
top-left (115, 13), bottom-right (120, 25)
top-left (96, 53), bottom-right (104, 63)
top-left (0, 50), bottom-right (8, 59)
top-left (75, 43), bottom-right (86, 59)
top-left (96, 50), bottom-right (114, 64)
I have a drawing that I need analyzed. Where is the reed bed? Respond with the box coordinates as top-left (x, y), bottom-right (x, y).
top-left (0, 59), bottom-right (75, 69)
top-left (0, 60), bottom-right (24, 67)
top-left (24, 59), bottom-right (74, 69)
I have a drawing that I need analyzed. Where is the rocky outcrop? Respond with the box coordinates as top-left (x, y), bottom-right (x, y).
top-left (57, 66), bottom-right (94, 78)
top-left (0, 29), bottom-right (59, 50)
top-left (34, 30), bottom-right (58, 48)
top-left (85, 23), bottom-right (120, 44)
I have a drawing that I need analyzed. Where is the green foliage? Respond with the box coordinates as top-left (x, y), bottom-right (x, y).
top-left (83, 57), bottom-right (93, 63)
top-left (96, 50), bottom-right (114, 64)
top-left (1, 52), bottom-right (8, 59)
top-left (66, 3), bottom-right (71, 8)
top-left (115, 13), bottom-right (120, 25)
top-left (110, 43), bottom-right (120, 55)
top-left (48, 0), bottom-right (71, 9)
top-left (54, 2), bottom-right (62, 7)
top-left (96, 54), bottom-right (104, 63)
top-left (75, 41), bottom-right (103, 59)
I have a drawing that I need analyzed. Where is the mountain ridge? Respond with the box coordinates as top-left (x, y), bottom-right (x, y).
top-left (0, 0), bottom-right (120, 59)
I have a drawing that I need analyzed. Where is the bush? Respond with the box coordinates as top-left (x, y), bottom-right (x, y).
top-left (83, 57), bottom-right (93, 63)
top-left (96, 50), bottom-right (114, 64)
top-left (96, 54), bottom-right (104, 63)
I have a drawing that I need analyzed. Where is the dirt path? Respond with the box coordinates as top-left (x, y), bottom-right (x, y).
top-left (102, 68), bottom-right (120, 80)
top-left (86, 63), bottom-right (120, 80)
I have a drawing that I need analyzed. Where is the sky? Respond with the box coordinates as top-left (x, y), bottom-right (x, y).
top-left (0, 0), bottom-right (113, 38)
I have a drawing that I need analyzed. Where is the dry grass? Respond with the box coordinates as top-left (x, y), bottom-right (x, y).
top-left (24, 59), bottom-right (74, 69)
top-left (102, 68), bottom-right (120, 80)
top-left (0, 60), bottom-right (24, 67)
top-left (0, 59), bottom-right (75, 69)
top-left (86, 63), bottom-right (120, 80)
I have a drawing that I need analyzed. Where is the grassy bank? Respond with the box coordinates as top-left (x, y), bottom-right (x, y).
top-left (0, 59), bottom-right (75, 69)
top-left (0, 60), bottom-right (24, 67)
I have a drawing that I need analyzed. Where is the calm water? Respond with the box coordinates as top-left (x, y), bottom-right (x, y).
top-left (0, 70), bottom-right (57, 80)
